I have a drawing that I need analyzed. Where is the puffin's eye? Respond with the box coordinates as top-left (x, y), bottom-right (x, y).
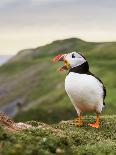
top-left (72, 53), bottom-right (75, 58)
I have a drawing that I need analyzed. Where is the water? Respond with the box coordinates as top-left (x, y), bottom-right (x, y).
top-left (0, 99), bottom-right (23, 117)
top-left (0, 55), bottom-right (13, 65)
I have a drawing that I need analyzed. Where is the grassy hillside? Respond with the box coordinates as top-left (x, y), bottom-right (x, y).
top-left (0, 38), bottom-right (115, 123)
top-left (0, 115), bottom-right (116, 155)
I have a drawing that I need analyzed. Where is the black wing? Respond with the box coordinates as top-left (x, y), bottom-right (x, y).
top-left (87, 71), bottom-right (106, 105)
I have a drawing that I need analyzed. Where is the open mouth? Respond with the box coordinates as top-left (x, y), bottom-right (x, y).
top-left (52, 54), bottom-right (70, 72)
top-left (58, 65), bottom-right (68, 72)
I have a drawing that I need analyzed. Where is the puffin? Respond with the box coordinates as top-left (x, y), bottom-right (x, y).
top-left (53, 51), bottom-right (106, 128)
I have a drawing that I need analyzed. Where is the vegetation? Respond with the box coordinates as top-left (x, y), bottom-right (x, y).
top-left (0, 115), bottom-right (116, 155)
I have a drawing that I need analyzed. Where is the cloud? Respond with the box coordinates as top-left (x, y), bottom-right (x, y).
top-left (0, 0), bottom-right (116, 54)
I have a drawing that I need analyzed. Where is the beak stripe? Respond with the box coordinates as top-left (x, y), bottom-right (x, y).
top-left (52, 54), bottom-right (64, 61)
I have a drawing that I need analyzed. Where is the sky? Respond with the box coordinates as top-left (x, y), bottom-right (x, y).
top-left (0, 0), bottom-right (116, 55)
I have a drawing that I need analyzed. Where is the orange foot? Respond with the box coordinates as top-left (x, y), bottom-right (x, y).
top-left (88, 123), bottom-right (99, 128)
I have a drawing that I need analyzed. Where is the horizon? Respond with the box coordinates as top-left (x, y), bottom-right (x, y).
top-left (0, 0), bottom-right (116, 55)
top-left (1, 37), bottom-right (116, 56)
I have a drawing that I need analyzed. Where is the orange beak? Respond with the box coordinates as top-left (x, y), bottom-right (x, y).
top-left (52, 54), bottom-right (70, 72)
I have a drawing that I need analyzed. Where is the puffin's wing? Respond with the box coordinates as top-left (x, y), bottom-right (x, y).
top-left (87, 71), bottom-right (106, 105)
top-left (103, 85), bottom-right (106, 105)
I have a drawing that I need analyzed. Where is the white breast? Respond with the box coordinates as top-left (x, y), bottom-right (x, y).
top-left (65, 72), bottom-right (104, 114)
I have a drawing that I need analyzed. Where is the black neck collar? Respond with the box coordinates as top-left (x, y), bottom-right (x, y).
top-left (69, 61), bottom-right (89, 74)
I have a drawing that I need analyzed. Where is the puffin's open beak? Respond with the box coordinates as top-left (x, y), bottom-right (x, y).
top-left (52, 54), bottom-right (70, 72)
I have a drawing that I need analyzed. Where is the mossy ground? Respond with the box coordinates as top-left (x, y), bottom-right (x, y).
top-left (0, 115), bottom-right (116, 155)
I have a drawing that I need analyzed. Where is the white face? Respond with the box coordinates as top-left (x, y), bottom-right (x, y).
top-left (64, 52), bottom-right (86, 68)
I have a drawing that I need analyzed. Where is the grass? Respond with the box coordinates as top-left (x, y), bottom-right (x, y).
top-left (0, 115), bottom-right (116, 155)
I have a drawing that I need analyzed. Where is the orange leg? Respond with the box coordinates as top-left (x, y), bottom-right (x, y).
top-left (75, 115), bottom-right (83, 126)
top-left (88, 113), bottom-right (100, 128)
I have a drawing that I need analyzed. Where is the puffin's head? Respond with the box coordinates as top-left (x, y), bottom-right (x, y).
top-left (53, 51), bottom-right (87, 71)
